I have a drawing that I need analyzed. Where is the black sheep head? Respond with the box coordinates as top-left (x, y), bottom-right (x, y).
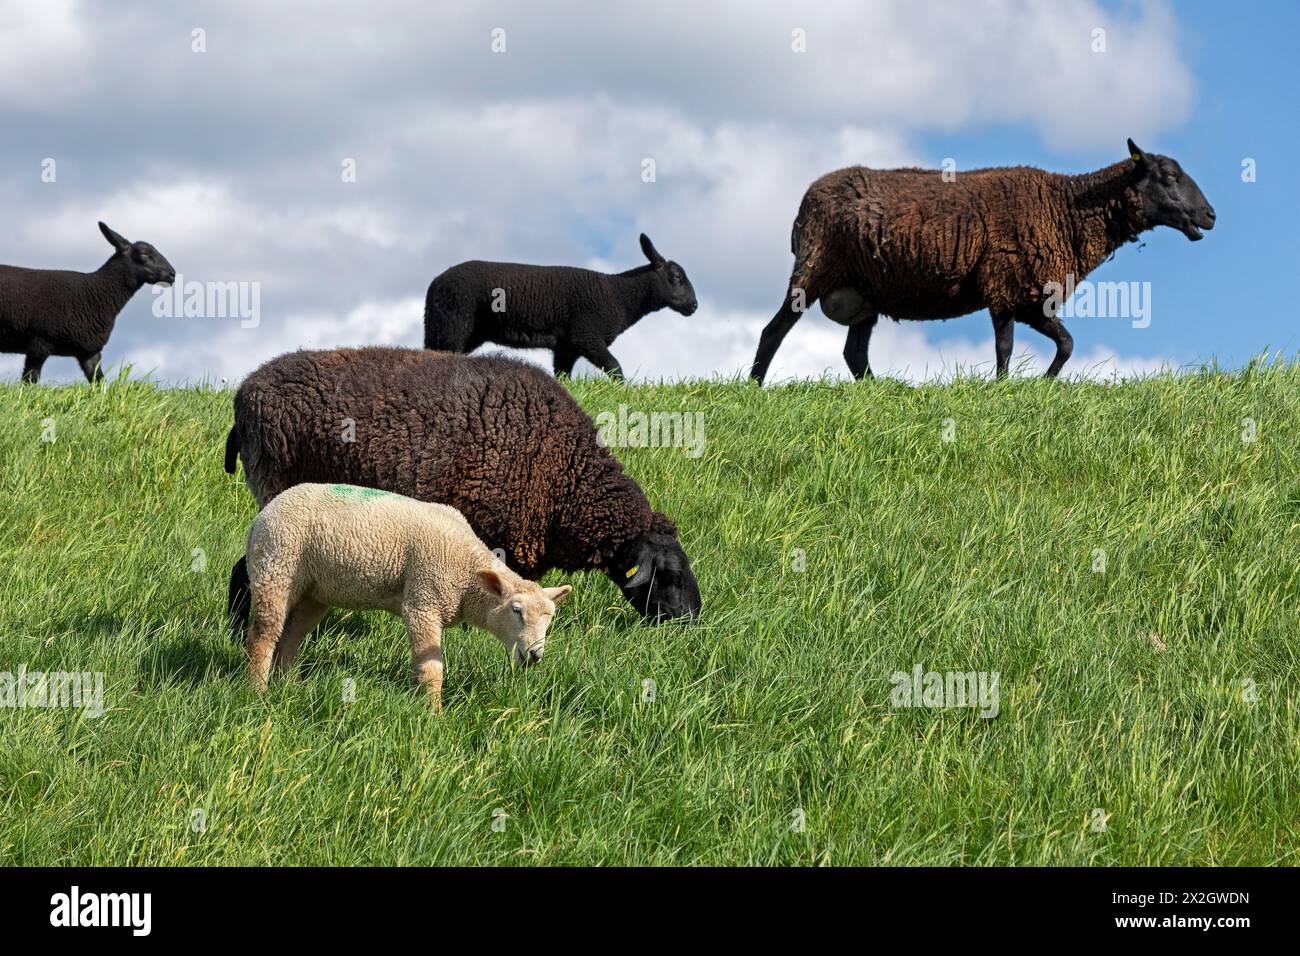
top-left (99, 221), bottom-right (177, 286)
top-left (1125, 139), bottom-right (1216, 242)
top-left (640, 233), bottom-right (698, 316)
top-left (609, 513), bottom-right (701, 623)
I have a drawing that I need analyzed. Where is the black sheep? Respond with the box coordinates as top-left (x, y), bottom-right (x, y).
top-left (424, 233), bottom-right (698, 379)
top-left (0, 222), bottom-right (176, 383)
top-left (224, 346), bottom-right (702, 632)
top-left (750, 140), bottom-right (1216, 383)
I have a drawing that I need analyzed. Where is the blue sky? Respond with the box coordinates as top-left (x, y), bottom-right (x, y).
top-left (0, 0), bottom-right (1292, 383)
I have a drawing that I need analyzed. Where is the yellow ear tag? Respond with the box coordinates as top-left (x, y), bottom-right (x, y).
top-left (625, 565), bottom-right (639, 579)
top-left (1131, 153), bottom-right (1142, 162)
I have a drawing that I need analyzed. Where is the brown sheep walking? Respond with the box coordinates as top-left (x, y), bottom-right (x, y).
top-left (749, 140), bottom-right (1216, 383)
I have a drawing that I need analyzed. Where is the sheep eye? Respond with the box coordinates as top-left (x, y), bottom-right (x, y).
top-left (511, 602), bottom-right (524, 618)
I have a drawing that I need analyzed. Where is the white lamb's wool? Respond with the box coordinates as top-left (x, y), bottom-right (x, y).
top-left (244, 482), bottom-right (571, 709)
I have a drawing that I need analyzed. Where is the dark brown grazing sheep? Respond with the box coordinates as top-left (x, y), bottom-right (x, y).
top-left (224, 347), bottom-right (700, 632)
top-left (750, 139), bottom-right (1216, 383)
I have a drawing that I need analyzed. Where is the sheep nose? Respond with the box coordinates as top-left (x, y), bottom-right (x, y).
top-left (526, 647), bottom-right (541, 664)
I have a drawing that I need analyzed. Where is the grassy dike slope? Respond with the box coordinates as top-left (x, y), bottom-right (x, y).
top-left (1, 364), bottom-right (1298, 865)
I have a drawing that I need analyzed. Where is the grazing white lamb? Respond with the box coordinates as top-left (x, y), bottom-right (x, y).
top-left (244, 482), bottom-right (572, 709)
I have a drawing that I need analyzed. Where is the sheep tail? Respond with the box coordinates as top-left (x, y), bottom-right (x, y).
top-left (787, 211), bottom-right (819, 298)
top-left (224, 425), bottom-right (240, 474)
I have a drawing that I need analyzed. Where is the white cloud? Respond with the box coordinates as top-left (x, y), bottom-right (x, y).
top-left (0, 0), bottom-right (1197, 386)
top-left (122, 0), bottom-right (1188, 150)
top-left (0, 0), bottom-right (89, 109)
top-left (116, 296), bottom-right (426, 385)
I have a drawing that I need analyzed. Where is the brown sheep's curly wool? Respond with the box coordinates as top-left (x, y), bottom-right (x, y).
top-left (230, 347), bottom-right (662, 578)
top-left (788, 161), bottom-right (1145, 318)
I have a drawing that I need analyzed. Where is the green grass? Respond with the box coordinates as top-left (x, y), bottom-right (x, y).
top-left (2, 361), bottom-right (1299, 865)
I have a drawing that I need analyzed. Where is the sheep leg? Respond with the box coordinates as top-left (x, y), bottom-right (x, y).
top-left (273, 598), bottom-right (328, 675)
top-left (227, 556), bottom-right (252, 641)
top-left (402, 605), bottom-right (446, 710)
top-left (992, 312), bottom-right (1015, 378)
top-left (21, 348), bottom-right (49, 384)
top-left (750, 291), bottom-right (804, 383)
top-left (1017, 307), bottom-right (1074, 378)
top-left (247, 588), bottom-right (290, 693)
top-left (842, 315), bottom-right (878, 380)
top-left (553, 344), bottom-right (579, 377)
top-left (578, 341), bottom-right (624, 380)
top-left (78, 351), bottom-right (104, 383)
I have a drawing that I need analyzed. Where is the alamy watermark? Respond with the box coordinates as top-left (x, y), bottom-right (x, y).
top-left (1, 667), bottom-right (104, 718)
top-left (890, 665), bottom-right (999, 718)
top-left (1044, 273), bottom-right (1151, 328)
top-left (595, 404), bottom-right (705, 458)
top-left (152, 274), bottom-right (261, 328)
top-left (50, 886), bottom-right (150, 936)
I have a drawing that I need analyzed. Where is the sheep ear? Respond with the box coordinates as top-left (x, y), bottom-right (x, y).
top-left (639, 233), bottom-right (664, 266)
top-left (1126, 138), bottom-right (1146, 167)
top-left (476, 569), bottom-right (507, 597)
top-left (544, 584), bottom-right (573, 605)
top-left (98, 221), bottom-right (130, 252)
top-left (621, 553), bottom-right (653, 589)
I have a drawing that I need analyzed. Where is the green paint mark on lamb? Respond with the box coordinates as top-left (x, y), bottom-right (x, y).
top-left (329, 484), bottom-right (396, 501)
